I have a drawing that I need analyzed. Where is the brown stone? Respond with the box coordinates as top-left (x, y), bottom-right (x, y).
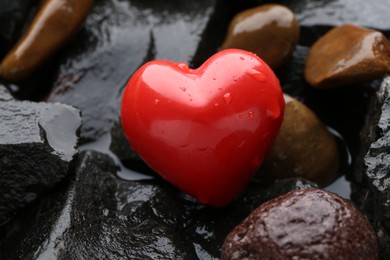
top-left (221, 188), bottom-right (378, 260)
top-left (305, 24), bottom-right (390, 88)
top-left (258, 94), bottom-right (339, 185)
top-left (0, 0), bottom-right (93, 82)
top-left (221, 4), bottom-right (299, 70)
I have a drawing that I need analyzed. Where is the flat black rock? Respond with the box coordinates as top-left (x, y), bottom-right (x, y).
top-left (0, 85), bottom-right (81, 226)
top-left (352, 76), bottom-right (390, 259)
top-left (0, 150), bottom-right (316, 259)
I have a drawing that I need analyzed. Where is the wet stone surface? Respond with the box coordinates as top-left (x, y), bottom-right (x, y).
top-left (352, 77), bottom-right (390, 259)
top-left (0, 150), bottom-right (316, 259)
top-left (0, 85), bottom-right (81, 226)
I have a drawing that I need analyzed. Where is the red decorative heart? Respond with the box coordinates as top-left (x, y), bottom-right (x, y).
top-left (121, 49), bottom-right (284, 207)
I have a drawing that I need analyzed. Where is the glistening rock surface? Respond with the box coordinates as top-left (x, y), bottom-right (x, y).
top-left (0, 150), bottom-right (317, 259)
top-left (0, 85), bottom-right (81, 226)
top-left (352, 76), bottom-right (390, 259)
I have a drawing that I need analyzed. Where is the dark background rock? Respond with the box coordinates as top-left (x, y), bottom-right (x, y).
top-left (352, 77), bottom-right (390, 259)
top-left (0, 0), bottom-right (35, 59)
top-left (0, 150), bottom-right (316, 259)
top-left (278, 0), bottom-right (390, 30)
top-left (0, 86), bottom-right (81, 226)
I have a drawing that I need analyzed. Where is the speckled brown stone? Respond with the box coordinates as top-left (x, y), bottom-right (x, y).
top-left (305, 24), bottom-right (390, 88)
top-left (221, 4), bottom-right (299, 69)
top-left (258, 94), bottom-right (339, 185)
top-left (221, 188), bottom-right (378, 260)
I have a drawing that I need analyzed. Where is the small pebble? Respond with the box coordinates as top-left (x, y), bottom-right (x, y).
top-left (305, 24), bottom-right (390, 88)
top-left (221, 4), bottom-right (299, 69)
top-left (258, 94), bottom-right (339, 185)
top-left (221, 188), bottom-right (378, 260)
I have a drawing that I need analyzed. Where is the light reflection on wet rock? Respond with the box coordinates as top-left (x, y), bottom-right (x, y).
top-left (352, 76), bottom-right (390, 259)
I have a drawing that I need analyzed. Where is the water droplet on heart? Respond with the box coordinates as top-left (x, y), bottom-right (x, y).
top-left (214, 103), bottom-right (219, 107)
top-left (179, 86), bottom-right (186, 92)
top-left (240, 56), bottom-right (245, 60)
top-left (154, 99), bottom-right (160, 106)
top-left (177, 62), bottom-right (189, 70)
top-left (239, 113), bottom-right (244, 119)
top-left (223, 93), bottom-right (232, 104)
top-left (238, 140), bottom-right (246, 149)
top-left (248, 111), bottom-right (254, 119)
top-left (247, 68), bottom-right (267, 82)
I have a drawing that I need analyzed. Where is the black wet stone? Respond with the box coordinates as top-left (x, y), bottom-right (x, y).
top-left (0, 85), bottom-right (81, 226)
top-left (0, 150), bottom-right (316, 259)
top-left (352, 76), bottom-right (390, 259)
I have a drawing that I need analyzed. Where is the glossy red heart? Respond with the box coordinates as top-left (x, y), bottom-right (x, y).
top-left (121, 49), bottom-right (284, 207)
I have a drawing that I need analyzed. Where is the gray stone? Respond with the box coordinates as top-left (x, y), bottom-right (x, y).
top-left (0, 85), bottom-right (81, 225)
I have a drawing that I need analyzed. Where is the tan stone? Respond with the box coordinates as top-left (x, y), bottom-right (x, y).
top-left (305, 24), bottom-right (390, 88)
top-left (258, 94), bottom-right (339, 185)
top-left (221, 4), bottom-right (299, 70)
